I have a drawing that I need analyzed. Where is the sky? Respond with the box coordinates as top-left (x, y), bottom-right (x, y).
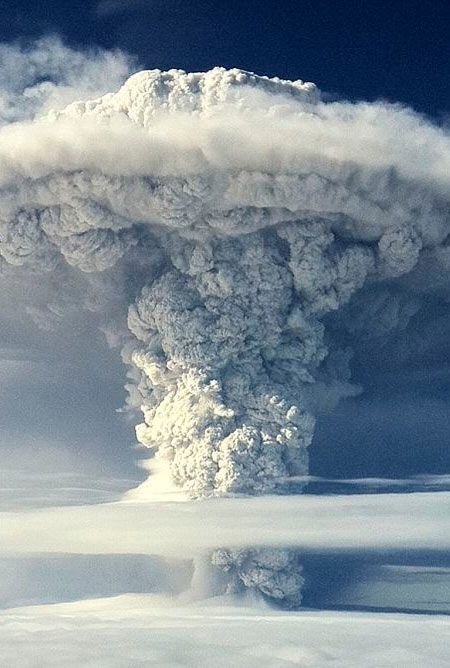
top-left (0, 2), bottom-right (450, 664)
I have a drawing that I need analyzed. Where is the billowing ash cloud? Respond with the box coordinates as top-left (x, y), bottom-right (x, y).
top-left (0, 36), bottom-right (135, 124)
top-left (1, 48), bottom-right (449, 604)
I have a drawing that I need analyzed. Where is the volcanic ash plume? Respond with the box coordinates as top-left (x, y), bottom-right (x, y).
top-left (1, 55), bottom-right (450, 604)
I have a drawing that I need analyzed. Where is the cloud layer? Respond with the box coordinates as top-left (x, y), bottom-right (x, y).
top-left (1, 595), bottom-right (449, 668)
top-left (2, 492), bottom-right (449, 556)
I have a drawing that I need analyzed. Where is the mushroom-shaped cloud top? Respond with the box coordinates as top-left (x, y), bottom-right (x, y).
top-left (0, 65), bottom-right (449, 604)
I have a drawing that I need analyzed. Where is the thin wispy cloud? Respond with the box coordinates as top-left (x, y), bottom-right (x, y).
top-left (95, 0), bottom-right (181, 18)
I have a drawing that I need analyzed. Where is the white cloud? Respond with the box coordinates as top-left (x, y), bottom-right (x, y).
top-left (0, 36), bottom-right (135, 124)
top-left (1, 492), bottom-right (449, 557)
top-left (1, 594), bottom-right (449, 667)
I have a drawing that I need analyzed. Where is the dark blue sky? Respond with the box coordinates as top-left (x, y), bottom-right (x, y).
top-left (1, 0), bottom-right (449, 117)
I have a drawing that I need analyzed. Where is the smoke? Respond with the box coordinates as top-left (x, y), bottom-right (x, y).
top-left (0, 41), bottom-right (449, 605)
top-left (0, 36), bottom-right (136, 124)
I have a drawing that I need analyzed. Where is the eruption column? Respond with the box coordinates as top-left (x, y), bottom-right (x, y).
top-left (0, 63), bottom-right (448, 604)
